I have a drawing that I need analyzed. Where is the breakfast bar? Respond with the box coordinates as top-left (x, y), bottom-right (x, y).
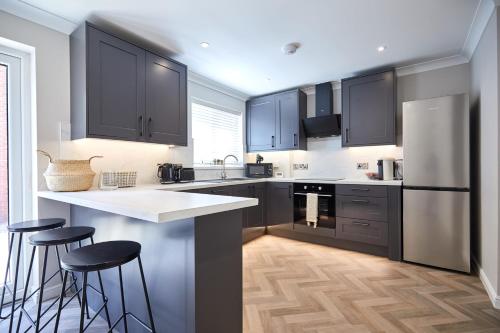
top-left (38, 189), bottom-right (258, 333)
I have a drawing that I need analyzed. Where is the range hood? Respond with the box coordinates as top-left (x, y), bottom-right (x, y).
top-left (302, 82), bottom-right (341, 138)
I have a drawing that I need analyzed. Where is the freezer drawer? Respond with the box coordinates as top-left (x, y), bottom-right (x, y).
top-left (403, 189), bottom-right (470, 272)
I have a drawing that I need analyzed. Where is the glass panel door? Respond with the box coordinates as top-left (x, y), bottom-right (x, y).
top-left (0, 64), bottom-right (7, 281)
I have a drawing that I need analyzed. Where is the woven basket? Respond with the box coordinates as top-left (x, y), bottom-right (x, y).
top-left (38, 150), bottom-right (102, 192)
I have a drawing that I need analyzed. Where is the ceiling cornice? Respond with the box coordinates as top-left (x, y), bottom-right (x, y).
top-left (188, 71), bottom-right (250, 102)
top-left (395, 54), bottom-right (469, 77)
top-left (461, 0), bottom-right (497, 60)
top-left (0, 0), bottom-right (77, 34)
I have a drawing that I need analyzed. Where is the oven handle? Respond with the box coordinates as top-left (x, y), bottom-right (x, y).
top-left (293, 192), bottom-right (333, 197)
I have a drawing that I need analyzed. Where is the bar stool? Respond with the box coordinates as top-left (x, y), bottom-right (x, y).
top-left (53, 241), bottom-right (156, 333)
top-left (0, 218), bottom-right (65, 331)
top-left (16, 226), bottom-right (112, 333)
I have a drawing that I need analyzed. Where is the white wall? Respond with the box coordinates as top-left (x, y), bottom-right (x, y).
top-left (470, 7), bottom-right (500, 301)
top-left (248, 63), bottom-right (470, 179)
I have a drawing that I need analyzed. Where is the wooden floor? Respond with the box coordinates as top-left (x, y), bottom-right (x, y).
top-left (2, 235), bottom-right (500, 332)
top-left (243, 235), bottom-right (500, 333)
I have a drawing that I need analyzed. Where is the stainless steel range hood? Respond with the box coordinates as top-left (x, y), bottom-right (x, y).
top-left (302, 82), bottom-right (341, 138)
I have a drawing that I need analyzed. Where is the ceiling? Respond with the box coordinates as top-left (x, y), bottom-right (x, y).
top-left (1, 0), bottom-right (482, 96)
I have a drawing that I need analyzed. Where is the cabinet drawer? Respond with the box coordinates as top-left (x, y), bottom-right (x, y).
top-left (336, 184), bottom-right (387, 197)
top-left (336, 217), bottom-right (388, 246)
top-left (336, 195), bottom-right (387, 221)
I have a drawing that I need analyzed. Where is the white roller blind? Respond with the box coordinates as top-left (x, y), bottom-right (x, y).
top-left (192, 102), bottom-right (243, 166)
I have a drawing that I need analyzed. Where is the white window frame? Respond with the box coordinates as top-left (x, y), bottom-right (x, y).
top-left (191, 98), bottom-right (244, 169)
top-left (0, 41), bottom-right (36, 300)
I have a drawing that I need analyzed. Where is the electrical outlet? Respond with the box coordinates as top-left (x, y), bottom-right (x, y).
top-left (356, 162), bottom-right (369, 170)
top-left (293, 163), bottom-right (309, 170)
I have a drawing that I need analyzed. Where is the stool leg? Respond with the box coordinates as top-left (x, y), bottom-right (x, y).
top-left (79, 273), bottom-right (88, 333)
top-left (118, 265), bottom-right (128, 333)
top-left (64, 244), bottom-right (82, 308)
top-left (54, 246), bottom-right (65, 297)
top-left (53, 271), bottom-right (68, 333)
top-left (137, 256), bottom-right (156, 333)
top-left (34, 246), bottom-right (49, 333)
top-left (78, 240), bottom-right (90, 320)
top-left (15, 246), bottom-right (36, 333)
top-left (91, 237), bottom-right (111, 329)
top-left (8, 233), bottom-right (23, 332)
top-left (0, 232), bottom-right (15, 319)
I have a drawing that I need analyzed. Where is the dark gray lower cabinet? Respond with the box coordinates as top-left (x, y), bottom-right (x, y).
top-left (266, 182), bottom-right (293, 226)
top-left (247, 184), bottom-right (266, 228)
top-left (336, 218), bottom-right (388, 246)
top-left (335, 195), bottom-right (388, 222)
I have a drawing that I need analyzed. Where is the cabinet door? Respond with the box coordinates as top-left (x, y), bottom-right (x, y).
top-left (146, 52), bottom-right (187, 145)
top-left (87, 26), bottom-right (145, 140)
top-left (266, 183), bottom-right (293, 226)
top-left (342, 70), bottom-right (395, 147)
top-left (232, 185), bottom-right (250, 228)
top-left (275, 91), bottom-right (299, 150)
top-left (246, 96), bottom-right (276, 152)
top-left (247, 184), bottom-right (266, 228)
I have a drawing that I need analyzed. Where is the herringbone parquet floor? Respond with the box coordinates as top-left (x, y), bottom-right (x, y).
top-left (243, 235), bottom-right (500, 333)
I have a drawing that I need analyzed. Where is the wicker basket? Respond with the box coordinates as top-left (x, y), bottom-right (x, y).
top-left (38, 150), bottom-right (102, 192)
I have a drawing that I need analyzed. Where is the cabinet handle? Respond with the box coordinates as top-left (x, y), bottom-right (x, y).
top-left (351, 199), bottom-right (369, 204)
top-left (139, 116), bottom-right (144, 137)
top-left (352, 221), bottom-right (370, 227)
top-left (148, 117), bottom-right (152, 137)
top-left (293, 133), bottom-right (297, 147)
top-left (345, 128), bottom-right (349, 143)
top-left (351, 188), bottom-right (369, 192)
top-left (272, 135), bottom-right (275, 148)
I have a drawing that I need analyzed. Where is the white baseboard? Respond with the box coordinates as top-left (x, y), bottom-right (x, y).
top-left (472, 256), bottom-right (500, 309)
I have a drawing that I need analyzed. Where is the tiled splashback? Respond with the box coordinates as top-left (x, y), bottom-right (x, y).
top-left (246, 137), bottom-right (403, 179)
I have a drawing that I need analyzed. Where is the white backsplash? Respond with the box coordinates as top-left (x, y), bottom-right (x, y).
top-left (246, 137), bottom-right (403, 180)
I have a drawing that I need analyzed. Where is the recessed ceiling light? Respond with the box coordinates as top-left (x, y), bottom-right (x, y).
top-left (377, 45), bottom-right (387, 52)
top-left (200, 42), bottom-right (210, 48)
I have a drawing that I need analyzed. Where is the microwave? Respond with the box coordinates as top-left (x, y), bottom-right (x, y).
top-left (245, 163), bottom-right (273, 178)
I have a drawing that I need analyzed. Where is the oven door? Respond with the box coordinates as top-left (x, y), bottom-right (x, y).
top-left (293, 193), bottom-right (335, 229)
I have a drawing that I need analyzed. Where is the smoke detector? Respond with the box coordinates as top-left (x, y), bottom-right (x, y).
top-left (281, 42), bottom-right (300, 55)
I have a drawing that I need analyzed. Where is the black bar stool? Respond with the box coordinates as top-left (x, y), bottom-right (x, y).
top-left (0, 218), bottom-right (65, 332)
top-left (53, 241), bottom-right (156, 333)
top-left (16, 226), bottom-right (112, 333)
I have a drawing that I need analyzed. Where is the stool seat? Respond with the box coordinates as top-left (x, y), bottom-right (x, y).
top-left (29, 226), bottom-right (95, 246)
top-left (61, 241), bottom-right (141, 272)
top-left (7, 218), bottom-right (65, 232)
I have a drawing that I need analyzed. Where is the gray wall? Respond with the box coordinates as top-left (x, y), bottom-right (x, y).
top-left (470, 8), bottom-right (500, 295)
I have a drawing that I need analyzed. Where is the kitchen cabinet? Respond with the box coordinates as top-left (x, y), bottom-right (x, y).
top-left (266, 182), bottom-right (293, 226)
top-left (341, 69), bottom-right (396, 147)
top-left (246, 183), bottom-right (266, 228)
top-left (70, 22), bottom-right (187, 145)
top-left (246, 89), bottom-right (306, 152)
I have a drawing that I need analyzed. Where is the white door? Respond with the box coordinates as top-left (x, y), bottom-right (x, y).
top-left (0, 51), bottom-right (23, 291)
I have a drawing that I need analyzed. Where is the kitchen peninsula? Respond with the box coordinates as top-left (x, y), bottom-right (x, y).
top-left (39, 188), bottom-right (257, 333)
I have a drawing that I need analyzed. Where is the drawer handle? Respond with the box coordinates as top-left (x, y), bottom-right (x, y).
top-left (351, 188), bottom-right (369, 192)
top-left (352, 221), bottom-right (370, 227)
top-left (351, 199), bottom-right (369, 204)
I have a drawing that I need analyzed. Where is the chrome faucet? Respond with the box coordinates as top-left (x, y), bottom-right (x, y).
top-left (221, 154), bottom-right (238, 180)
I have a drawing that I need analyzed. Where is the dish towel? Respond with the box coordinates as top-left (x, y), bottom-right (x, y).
top-left (306, 193), bottom-right (318, 228)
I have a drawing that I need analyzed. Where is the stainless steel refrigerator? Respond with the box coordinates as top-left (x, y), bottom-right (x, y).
top-left (403, 94), bottom-right (470, 273)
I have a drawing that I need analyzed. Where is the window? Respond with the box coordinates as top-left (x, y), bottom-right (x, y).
top-left (192, 102), bottom-right (243, 167)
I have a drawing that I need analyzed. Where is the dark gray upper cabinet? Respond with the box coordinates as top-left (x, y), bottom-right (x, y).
top-left (246, 95), bottom-right (276, 151)
top-left (266, 182), bottom-right (293, 226)
top-left (246, 89), bottom-right (306, 152)
top-left (146, 52), bottom-right (187, 145)
top-left (341, 69), bottom-right (396, 147)
top-left (70, 22), bottom-right (187, 145)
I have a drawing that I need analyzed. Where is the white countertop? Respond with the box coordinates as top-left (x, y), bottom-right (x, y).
top-left (38, 177), bottom-right (401, 224)
top-left (38, 188), bottom-right (258, 223)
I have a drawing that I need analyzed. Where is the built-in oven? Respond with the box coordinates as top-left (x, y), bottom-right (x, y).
top-left (293, 183), bottom-right (336, 235)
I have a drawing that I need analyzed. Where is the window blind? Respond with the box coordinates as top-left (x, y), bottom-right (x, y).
top-left (192, 102), bottom-right (243, 166)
